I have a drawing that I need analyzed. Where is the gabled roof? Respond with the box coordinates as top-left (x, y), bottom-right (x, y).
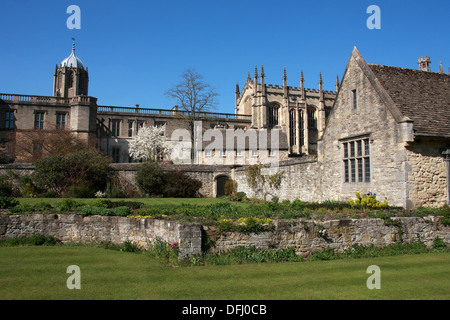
top-left (344, 47), bottom-right (450, 140)
top-left (368, 64), bottom-right (450, 138)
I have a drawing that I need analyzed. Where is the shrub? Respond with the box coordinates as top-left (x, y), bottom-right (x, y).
top-left (80, 205), bottom-right (112, 216)
top-left (0, 174), bottom-right (12, 197)
top-left (224, 179), bottom-right (237, 196)
top-left (112, 206), bottom-right (131, 217)
top-left (433, 237), bottom-right (447, 250)
top-left (19, 175), bottom-right (35, 197)
top-left (231, 192), bottom-right (246, 202)
top-left (435, 205), bottom-right (450, 226)
top-left (349, 192), bottom-right (388, 208)
top-left (57, 199), bottom-right (81, 212)
top-left (32, 149), bottom-right (111, 197)
top-left (135, 161), bottom-right (165, 196)
top-left (0, 196), bottom-right (19, 209)
top-left (162, 170), bottom-right (202, 198)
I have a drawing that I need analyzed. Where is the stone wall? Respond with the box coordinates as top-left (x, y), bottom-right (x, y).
top-left (206, 216), bottom-right (449, 256)
top-left (317, 51), bottom-right (410, 208)
top-left (234, 157), bottom-right (322, 202)
top-left (1, 214), bottom-right (448, 258)
top-left (406, 141), bottom-right (448, 208)
top-left (110, 163), bottom-right (233, 198)
top-left (0, 214), bottom-right (202, 258)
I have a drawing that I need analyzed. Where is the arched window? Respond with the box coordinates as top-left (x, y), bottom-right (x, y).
top-left (67, 71), bottom-right (74, 88)
top-left (268, 103), bottom-right (279, 128)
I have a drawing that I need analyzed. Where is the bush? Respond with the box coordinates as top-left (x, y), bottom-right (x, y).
top-left (57, 199), bottom-right (81, 212)
top-left (162, 170), bottom-right (202, 198)
top-left (0, 196), bottom-right (19, 209)
top-left (80, 205), bottom-right (112, 216)
top-left (112, 206), bottom-right (131, 217)
top-left (135, 162), bottom-right (202, 198)
top-left (224, 179), bottom-right (237, 196)
top-left (0, 174), bottom-right (12, 197)
top-left (349, 192), bottom-right (388, 208)
top-left (32, 149), bottom-right (111, 198)
top-left (135, 161), bottom-right (165, 196)
top-left (231, 192), bottom-right (246, 202)
top-left (19, 175), bottom-right (35, 197)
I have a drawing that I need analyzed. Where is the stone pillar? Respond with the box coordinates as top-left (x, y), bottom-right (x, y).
top-left (303, 106), bottom-right (309, 155)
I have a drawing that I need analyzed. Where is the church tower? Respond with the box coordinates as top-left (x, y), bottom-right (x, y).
top-left (53, 39), bottom-right (89, 98)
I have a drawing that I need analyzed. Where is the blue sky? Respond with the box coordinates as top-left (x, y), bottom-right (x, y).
top-left (1, 0), bottom-right (449, 114)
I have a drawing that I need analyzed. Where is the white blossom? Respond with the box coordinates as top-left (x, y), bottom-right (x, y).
top-left (128, 125), bottom-right (168, 161)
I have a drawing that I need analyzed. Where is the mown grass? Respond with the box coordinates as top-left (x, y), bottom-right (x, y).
top-left (0, 246), bottom-right (449, 300)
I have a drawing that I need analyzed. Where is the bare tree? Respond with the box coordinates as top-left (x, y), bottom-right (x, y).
top-left (13, 122), bottom-right (96, 163)
top-left (165, 69), bottom-right (219, 159)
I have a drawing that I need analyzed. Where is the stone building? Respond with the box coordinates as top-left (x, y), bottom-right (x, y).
top-left (318, 47), bottom-right (449, 208)
top-left (235, 67), bottom-right (336, 155)
top-left (0, 41), bottom-right (333, 165)
top-left (234, 47), bottom-right (449, 208)
top-left (1, 43), bottom-right (448, 207)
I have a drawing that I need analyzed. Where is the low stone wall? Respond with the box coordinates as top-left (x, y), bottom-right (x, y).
top-left (0, 214), bottom-right (202, 258)
top-left (206, 216), bottom-right (450, 256)
top-left (1, 214), bottom-right (448, 258)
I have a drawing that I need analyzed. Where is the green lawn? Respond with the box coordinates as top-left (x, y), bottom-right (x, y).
top-left (0, 246), bottom-right (448, 300)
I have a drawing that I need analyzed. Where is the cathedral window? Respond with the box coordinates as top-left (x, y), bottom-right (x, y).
top-left (343, 137), bottom-right (370, 183)
top-left (289, 109), bottom-right (296, 146)
top-left (68, 71), bottom-right (74, 88)
top-left (268, 104), bottom-right (279, 128)
top-left (308, 109), bottom-right (317, 128)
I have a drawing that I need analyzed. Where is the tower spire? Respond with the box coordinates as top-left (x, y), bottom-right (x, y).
top-left (319, 72), bottom-right (324, 102)
top-left (72, 38), bottom-right (76, 52)
top-left (335, 74), bottom-right (340, 92)
top-left (439, 59), bottom-right (444, 74)
top-left (283, 68), bottom-right (288, 99)
top-left (300, 70), bottom-right (305, 101)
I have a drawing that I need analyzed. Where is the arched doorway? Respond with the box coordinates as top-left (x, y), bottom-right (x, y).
top-left (215, 175), bottom-right (230, 198)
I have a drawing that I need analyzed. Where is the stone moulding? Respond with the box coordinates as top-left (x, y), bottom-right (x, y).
top-left (0, 214), bottom-right (448, 258)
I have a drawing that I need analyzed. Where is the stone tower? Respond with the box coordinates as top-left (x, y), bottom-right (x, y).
top-left (417, 56), bottom-right (431, 72)
top-left (53, 39), bottom-right (89, 98)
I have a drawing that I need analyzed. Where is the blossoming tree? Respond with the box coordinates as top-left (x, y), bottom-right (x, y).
top-left (128, 125), bottom-right (168, 162)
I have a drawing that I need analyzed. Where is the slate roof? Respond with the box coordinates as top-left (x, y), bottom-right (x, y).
top-left (368, 64), bottom-right (450, 138)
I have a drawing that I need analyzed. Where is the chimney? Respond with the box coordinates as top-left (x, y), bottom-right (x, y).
top-left (418, 56), bottom-right (431, 72)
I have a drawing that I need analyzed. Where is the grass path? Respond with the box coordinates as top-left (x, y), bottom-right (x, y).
top-left (0, 246), bottom-right (449, 300)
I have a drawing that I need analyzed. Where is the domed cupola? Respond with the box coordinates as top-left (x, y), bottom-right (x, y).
top-left (60, 41), bottom-right (85, 70)
top-left (53, 39), bottom-right (89, 98)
